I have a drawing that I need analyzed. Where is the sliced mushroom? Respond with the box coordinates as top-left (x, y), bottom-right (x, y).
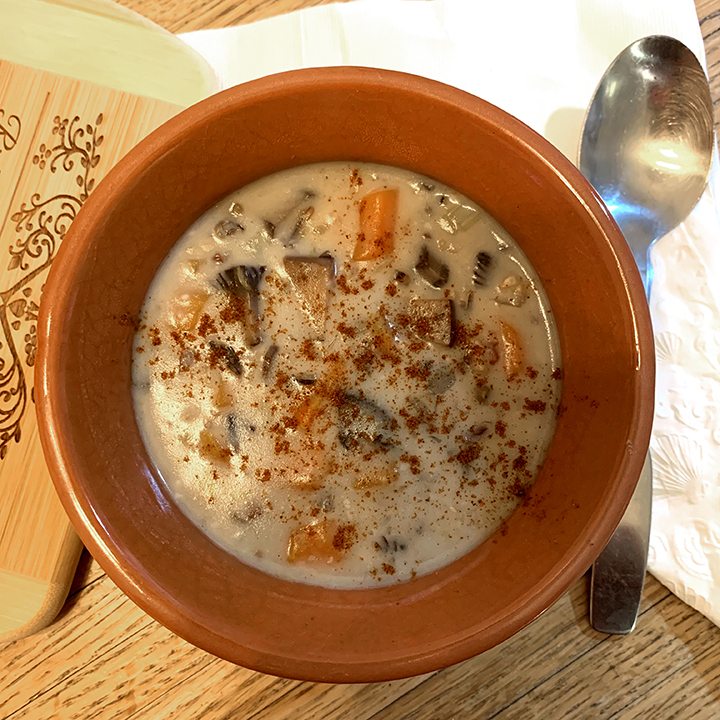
top-left (427, 364), bottom-right (456, 395)
top-left (231, 503), bottom-right (263, 524)
top-left (208, 339), bottom-right (244, 377)
top-left (473, 251), bottom-right (493, 286)
top-left (414, 245), bottom-right (449, 288)
top-left (261, 344), bottom-right (279, 378)
top-left (215, 265), bottom-right (265, 346)
top-left (226, 412), bottom-right (256, 451)
top-left (228, 201), bottom-right (243, 218)
top-left (216, 265), bottom-right (265, 298)
top-left (374, 535), bottom-right (408, 553)
top-left (463, 424), bottom-right (489, 442)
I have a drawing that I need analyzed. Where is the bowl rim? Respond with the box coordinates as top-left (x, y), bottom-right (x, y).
top-left (36, 66), bottom-right (654, 682)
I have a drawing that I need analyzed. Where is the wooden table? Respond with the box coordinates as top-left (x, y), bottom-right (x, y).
top-left (4, 1), bottom-right (720, 718)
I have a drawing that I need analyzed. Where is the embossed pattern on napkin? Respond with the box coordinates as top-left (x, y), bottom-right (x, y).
top-left (648, 169), bottom-right (720, 623)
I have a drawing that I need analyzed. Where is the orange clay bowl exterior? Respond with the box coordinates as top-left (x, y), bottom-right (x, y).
top-left (36, 67), bottom-right (654, 683)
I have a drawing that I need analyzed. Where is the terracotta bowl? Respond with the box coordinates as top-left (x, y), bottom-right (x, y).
top-left (36, 67), bottom-right (653, 683)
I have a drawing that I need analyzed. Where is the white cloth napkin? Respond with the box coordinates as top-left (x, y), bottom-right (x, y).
top-left (180, 0), bottom-right (720, 626)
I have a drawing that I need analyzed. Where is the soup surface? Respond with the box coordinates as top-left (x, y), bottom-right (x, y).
top-left (132, 162), bottom-right (562, 588)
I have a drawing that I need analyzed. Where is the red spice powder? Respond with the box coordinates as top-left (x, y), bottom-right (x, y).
top-left (523, 399), bottom-right (547, 413)
top-left (197, 313), bottom-right (218, 337)
top-left (219, 294), bottom-right (248, 324)
top-left (336, 274), bottom-right (359, 295)
top-left (337, 322), bottom-right (356, 338)
top-left (149, 326), bottom-right (162, 346)
top-left (333, 524), bottom-right (358, 551)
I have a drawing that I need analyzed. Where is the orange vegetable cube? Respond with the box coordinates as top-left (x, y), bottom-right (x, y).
top-left (168, 291), bottom-right (209, 332)
top-left (500, 320), bottom-right (524, 380)
top-left (287, 519), bottom-right (358, 563)
top-left (197, 428), bottom-right (232, 464)
top-left (352, 188), bottom-right (398, 261)
top-left (292, 394), bottom-right (326, 430)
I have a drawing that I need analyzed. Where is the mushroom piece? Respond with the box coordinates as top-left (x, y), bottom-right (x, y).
top-left (473, 251), bottom-right (493, 286)
top-left (215, 265), bottom-right (265, 346)
top-left (208, 339), bottom-right (244, 377)
top-left (406, 298), bottom-right (454, 347)
top-left (338, 394), bottom-right (395, 451)
top-left (374, 535), bottom-right (408, 553)
top-left (427, 364), bottom-right (456, 395)
top-left (414, 245), bottom-right (450, 288)
top-left (212, 218), bottom-right (243, 240)
top-left (261, 344), bottom-right (279, 378)
top-left (283, 255), bottom-right (335, 340)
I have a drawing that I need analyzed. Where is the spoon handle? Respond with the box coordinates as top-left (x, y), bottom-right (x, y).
top-left (613, 220), bottom-right (659, 297)
top-left (590, 454), bottom-right (652, 633)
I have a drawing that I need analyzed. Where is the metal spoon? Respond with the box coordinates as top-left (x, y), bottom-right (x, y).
top-left (578, 35), bottom-right (714, 634)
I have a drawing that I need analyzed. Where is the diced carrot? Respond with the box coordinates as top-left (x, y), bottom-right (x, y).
top-left (287, 518), bottom-right (358, 563)
top-left (168, 291), bottom-right (209, 332)
top-left (352, 188), bottom-right (398, 261)
top-left (291, 393), bottom-right (326, 431)
top-left (197, 428), bottom-right (232, 464)
top-left (500, 320), bottom-right (524, 380)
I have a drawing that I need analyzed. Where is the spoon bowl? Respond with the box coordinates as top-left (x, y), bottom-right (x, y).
top-left (579, 35), bottom-right (714, 284)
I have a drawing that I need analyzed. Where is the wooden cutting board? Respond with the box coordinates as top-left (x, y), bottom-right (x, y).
top-left (0, 60), bottom-right (183, 643)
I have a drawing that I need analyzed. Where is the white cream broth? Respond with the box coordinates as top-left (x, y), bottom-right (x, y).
top-left (132, 162), bottom-right (562, 588)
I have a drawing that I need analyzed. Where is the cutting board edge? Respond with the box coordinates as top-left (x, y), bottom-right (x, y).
top-left (0, 527), bottom-right (83, 645)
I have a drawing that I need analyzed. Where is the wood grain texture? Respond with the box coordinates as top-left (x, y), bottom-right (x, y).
top-left (3, 1), bottom-right (720, 719)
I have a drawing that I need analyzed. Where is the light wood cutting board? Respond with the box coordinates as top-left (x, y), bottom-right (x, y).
top-left (0, 1), bottom-right (214, 642)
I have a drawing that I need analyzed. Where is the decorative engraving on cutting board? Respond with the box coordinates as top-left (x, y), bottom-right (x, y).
top-left (0, 113), bottom-right (103, 459)
top-left (0, 110), bottom-right (21, 155)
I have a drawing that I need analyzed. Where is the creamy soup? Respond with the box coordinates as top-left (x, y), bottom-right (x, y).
top-left (132, 162), bottom-right (562, 588)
